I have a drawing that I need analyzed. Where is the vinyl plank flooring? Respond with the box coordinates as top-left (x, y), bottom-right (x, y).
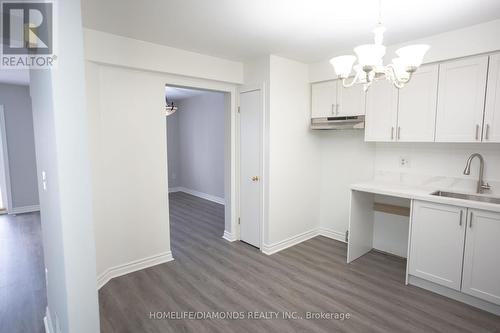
top-left (99, 192), bottom-right (500, 333)
top-left (0, 212), bottom-right (46, 333)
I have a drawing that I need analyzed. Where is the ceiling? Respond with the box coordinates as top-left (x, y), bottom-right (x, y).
top-left (165, 86), bottom-right (211, 102)
top-left (82, 0), bottom-right (500, 63)
top-left (0, 69), bottom-right (29, 86)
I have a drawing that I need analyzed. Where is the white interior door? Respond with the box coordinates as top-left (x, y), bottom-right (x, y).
top-left (239, 89), bottom-right (262, 248)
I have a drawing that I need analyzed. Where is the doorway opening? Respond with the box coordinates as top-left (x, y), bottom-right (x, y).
top-left (0, 76), bottom-right (46, 333)
top-left (165, 85), bottom-right (229, 252)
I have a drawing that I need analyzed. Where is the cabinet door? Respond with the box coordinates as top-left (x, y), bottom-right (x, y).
top-left (409, 201), bottom-right (466, 290)
top-left (484, 53), bottom-right (500, 143)
top-left (311, 80), bottom-right (337, 118)
top-left (337, 83), bottom-right (365, 117)
top-left (462, 209), bottom-right (500, 305)
top-left (364, 79), bottom-right (399, 142)
top-left (397, 64), bottom-right (439, 142)
top-left (435, 56), bottom-right (488, 142)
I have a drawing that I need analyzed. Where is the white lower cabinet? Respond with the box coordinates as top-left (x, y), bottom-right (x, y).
top-left (410, 201), bottom-right (500, 305)
top-left (462, 209), bottom-right (500, 305)
top-left (409, 201), bottom-right (466, 290)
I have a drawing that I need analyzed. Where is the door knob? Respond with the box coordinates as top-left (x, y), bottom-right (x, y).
top-left (251, 176), bottom-right (259, 182)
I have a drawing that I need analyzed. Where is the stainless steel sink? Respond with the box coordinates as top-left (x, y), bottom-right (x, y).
top-left (431, 191), bottom-right (500, 205)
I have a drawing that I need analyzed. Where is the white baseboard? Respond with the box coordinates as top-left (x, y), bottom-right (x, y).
top-left (222, 230), bottom-right (237, 242)
top-left (262, 229), bottom-right (319, 255)
top-left (168, 187), bottom-right (181, 193)
top-left (44, 307), bottom-right (54, 333)
top-left (319, 227), bottom-right (346, 243)
top-left (10, 204), bottom-right (40, 214)
top-left (262, 227), bottom-right (346, 255)
top-left (169, 187), bottom-right (225, 205)
top-left (97, 251), bottom-right (174, 289)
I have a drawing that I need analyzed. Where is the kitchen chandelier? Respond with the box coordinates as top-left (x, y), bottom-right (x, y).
top-left (329, 0), bottom-right (429, 91)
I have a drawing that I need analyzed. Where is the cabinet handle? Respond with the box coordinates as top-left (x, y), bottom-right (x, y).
top-left (391, 127), bottom-right (394, 140)
top-left (485, 124), bottom-right (490, 140)
top-left (397, 127), bottom-right (401, 140)
top-left (331, 104), bottom-right (335, 115)
top-left (336, 104), bottom-right (340, 115)
top-left (459, 210), bottom-right (463, 226)
top-left (469, 211), bottom-right (473, 228)
top-left (475, 124), bottom-right (480, 141)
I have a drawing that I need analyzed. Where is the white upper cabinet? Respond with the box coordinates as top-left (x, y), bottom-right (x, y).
top-left (311, 80), bottom-right (337, 118)
top-left (462, 209), bottom-right (500, 305)
top-left (435, 56), bottom-right (489, 142)
top-left (365, 79), bottom-right (399, 142)
top-left (484, 53), bottom-right (500, 143)
top-left (397, 64), bottom-right (439, 142)
top-left (409, 201), bottom-right (466, 290)
top-left (337, 83), bottom-right (365, 117)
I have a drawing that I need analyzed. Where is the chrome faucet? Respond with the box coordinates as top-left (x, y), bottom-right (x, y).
top-left (463, 153), bottom-right (491, 194)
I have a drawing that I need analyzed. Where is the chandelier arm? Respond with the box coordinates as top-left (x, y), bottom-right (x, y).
top-left (341, 70), bottom-right (362, 88)
top-left (385, 65), bottom-right (414, 89)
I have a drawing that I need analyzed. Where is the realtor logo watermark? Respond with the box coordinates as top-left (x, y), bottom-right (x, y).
top-left (1, 0), bottom-right (57, 69)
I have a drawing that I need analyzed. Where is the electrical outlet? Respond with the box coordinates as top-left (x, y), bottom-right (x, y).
top-left (399, 156), bottom-right (410, 168)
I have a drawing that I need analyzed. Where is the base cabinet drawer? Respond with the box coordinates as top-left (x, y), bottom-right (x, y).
top-left (462, 209), bottom-right (500, 305)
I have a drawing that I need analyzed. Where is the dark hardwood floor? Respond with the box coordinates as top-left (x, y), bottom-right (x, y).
top-left (0, 212), bottom-right (46, 333)
top-left (99, 192), bottom-right (500, 333)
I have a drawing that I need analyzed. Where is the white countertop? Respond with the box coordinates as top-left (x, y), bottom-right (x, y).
top-left (351, 181), bottom-right (500, 213)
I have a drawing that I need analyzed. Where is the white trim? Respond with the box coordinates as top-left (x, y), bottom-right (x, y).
top-left (319, 227), bottom-right (346, 243)
top-left (44, 307), bottom-right (54, 333)
top-left (222, 230), bottom-right (237, 242)
top-left (97, 251), bottom-right (174, 289)
top-left (10, 205), bottom-right (40, 214)
top-left (262, 229), bottom-right (319, 255)
top-left (170, 187), bottom-right (225, 205)
top-left (261, 227), bottom-right (347, 255)
top-left (0, 107), bottom-right (13, 213)
top-left (168, 187), bottom-right (181, 193)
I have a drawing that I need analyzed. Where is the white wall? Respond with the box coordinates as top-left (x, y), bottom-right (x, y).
top-left (29, 0), bottom-right (100, 332)
top-left (86, 63), bottom-right (172, 282)
top-left (168, 92), bottom-right (226, 200)
top-left (84, 29), bottom-right (240, 282)
top-left (84, 29), bottom-right (244, 84)
top-left (318, 131), bottom-right (375, 238)
top-left (265, 55), bottom-right (321, 247)
top-left (0, 83), bottom-right (39, 211)
top-left (309, 19), bottom-right (500, 82)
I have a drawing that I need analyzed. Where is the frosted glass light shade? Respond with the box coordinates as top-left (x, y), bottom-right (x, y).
top-left (354, 44), bottom-right (386, 68)
top-left (395, 44), bottom-right (430, 68)
top-left (391, 58), bottom-right (410, 81)
top-left (329, 55), bottom-right (356, 78)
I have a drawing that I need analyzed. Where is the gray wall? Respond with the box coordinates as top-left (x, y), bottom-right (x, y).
top-left (0, 83), bottom-right (39, 210)
top-left (167, 91), bottom-right (225, 199)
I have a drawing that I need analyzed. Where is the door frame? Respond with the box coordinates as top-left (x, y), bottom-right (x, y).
top-left (0, 106), bottom-right (12, 213)
top-left (163, 75), bottom-right (239, 243)
top-left (238, 84), bottom-right (266, 250)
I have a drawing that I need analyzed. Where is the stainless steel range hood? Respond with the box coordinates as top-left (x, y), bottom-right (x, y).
top-left (310, 115), bottom-right (365, 130)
